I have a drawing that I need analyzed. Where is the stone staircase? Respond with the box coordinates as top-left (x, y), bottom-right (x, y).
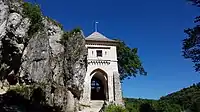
top-left (80, 100), bottom-right (105, 112)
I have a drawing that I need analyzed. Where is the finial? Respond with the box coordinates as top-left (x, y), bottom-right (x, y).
top-left (95, 21), bottom-right (99, 32)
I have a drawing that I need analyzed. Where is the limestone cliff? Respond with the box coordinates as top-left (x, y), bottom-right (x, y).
top-left (0, 0), bottom-right (87, 112)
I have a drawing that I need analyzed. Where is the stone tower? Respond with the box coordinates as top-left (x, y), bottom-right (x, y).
top-left (81, 32), bottom-right (123, 106)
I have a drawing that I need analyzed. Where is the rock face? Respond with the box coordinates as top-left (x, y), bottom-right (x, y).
top-left (0, 0), bottom-right (87, 112)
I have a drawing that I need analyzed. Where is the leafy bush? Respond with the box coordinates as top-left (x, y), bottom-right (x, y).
top-left (23, 2), bottom-right (43, 36)
top-left (124, 83), bottom-right (200, 112)
top-left (114, 39), bottom-right (147, 81)
top-left (155, 101), bottom-right (182, 112)
top-left (59, 28), bottom-right (82, 46)
top-left (125, 98), bottom-right (182, 112)
top-left (104, 104), bottom-right (128, 112)
top-left (160, 83), bottom-right (200, 111)
top-left (0, 90), bottom-right (60, 112)
top-left (8, 85), bottom-right (33, 98)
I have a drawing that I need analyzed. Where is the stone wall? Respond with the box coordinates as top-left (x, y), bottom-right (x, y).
top-left (113, 71), bottom-right (123, 105)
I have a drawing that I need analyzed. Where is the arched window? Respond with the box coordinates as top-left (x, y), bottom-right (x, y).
top-left (91, 78), bottom-right (101, 92)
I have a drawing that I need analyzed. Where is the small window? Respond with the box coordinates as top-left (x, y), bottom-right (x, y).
top-left (96, 50), bottom-right (102, 57)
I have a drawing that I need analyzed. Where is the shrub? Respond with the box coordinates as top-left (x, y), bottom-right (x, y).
top-left (59, 28), bottom-right (82, 46)
top-left (104, 104), bottom-right (128, 112)
top-left (8, 85), bottom-right (33, 99)
top-left (23, 2), bottom-right (43, 36)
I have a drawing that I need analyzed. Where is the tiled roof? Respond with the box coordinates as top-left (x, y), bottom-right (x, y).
top-left (85, 32), bottom-right (116, 42)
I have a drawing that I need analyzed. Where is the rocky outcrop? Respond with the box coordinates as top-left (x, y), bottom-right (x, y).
top-left (0, 0), bottom-right (30, 84)
top-left (0, 0), bottom-right (87, 112)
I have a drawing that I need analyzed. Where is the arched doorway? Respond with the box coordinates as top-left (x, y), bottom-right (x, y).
top-left (90, 69), bottom-right (108, 100)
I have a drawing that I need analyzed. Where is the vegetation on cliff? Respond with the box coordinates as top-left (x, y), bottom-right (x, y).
top-left (0, 90), bottom-right (60, 112)
top-left (23, 2), bottom-right (43, 37)
top-left (0, 0), bottom-right (86, 111)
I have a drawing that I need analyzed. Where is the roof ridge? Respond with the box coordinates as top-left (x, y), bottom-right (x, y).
top-left (85, 32), bottom-right (116, 42)
top-left (87, 31), bottom-right (106, 38)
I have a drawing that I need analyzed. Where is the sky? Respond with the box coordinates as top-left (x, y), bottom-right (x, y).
top-left (26, 0), bottom-right (200, 99)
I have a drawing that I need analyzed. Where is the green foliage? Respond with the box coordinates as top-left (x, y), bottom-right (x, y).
top-left (190, 96), bottom-right (200, 112)
top-left (124, 98), bottom-right (157, 112)
top-left (104, 104), bottom-right (128, 112)
top-left (59, 28), bottom-right (81, 46)
top-left (8, 85), bottom-right (34, 99)
top-left (114, 39), bottom-right (147, 80)
top-left (188, 0), bottom-right (200, 6)
top-left (8, 84), bottom-right (47, 105)
top-left (124, 98), bottom-right (182, 112)
top-left (0, 89), bottom-right (60, 112)
top-left (155, 101), bottom-right (181, 112)
top-left (124, 83), bottom-right (200, 112)
top-left (182, 0), bottom-right (200, 72)
top-left (183, 26), bottom-right (200, 72)
top-left (23, 2), bottom-right (43, 36)
top-left (160, 83), bottom-right (200, 111)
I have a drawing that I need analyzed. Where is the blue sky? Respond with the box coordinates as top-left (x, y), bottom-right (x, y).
top-left (26, 0), bottom-right (200, 99)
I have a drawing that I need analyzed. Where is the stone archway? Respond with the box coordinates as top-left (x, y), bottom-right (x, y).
top-left (90, 69), bottom-right (108, 100)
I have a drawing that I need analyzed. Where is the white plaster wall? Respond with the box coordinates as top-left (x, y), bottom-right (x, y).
top-left (86, 44), bottom-right (118, 62)
top-left (86, 63), bottom-right (114, 101)
top-left (81, 43), bottom-right (119, 103)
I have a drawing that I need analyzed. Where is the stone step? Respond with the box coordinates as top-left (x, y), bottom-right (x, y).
top-left (79, 100), bottom-right (104, 112)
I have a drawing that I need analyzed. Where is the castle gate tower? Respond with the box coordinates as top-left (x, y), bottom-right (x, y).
top-left (81, 32), bottom-right (123, 105)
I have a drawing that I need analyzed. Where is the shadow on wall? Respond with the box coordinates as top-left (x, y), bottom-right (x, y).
top-left (0, 89), bottom-right (60, 112)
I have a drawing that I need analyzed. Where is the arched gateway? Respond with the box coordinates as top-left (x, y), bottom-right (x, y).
top-left (90, 69), bottom-right (108, 100)
top-left (81, 32), bottom-right (123, 105)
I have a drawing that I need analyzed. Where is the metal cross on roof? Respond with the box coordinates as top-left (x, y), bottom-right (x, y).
top-left (95, 21), bottom-right (99, 32)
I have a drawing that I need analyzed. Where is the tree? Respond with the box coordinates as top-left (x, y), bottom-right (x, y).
top-left (114, 39), bottom-right (147, 81)
top-left (159, 83), bottom-right (200, 111)
top-left (188, 0), bottom-right (200, 6)
top-left (182, 0), bottom-right (200, 72)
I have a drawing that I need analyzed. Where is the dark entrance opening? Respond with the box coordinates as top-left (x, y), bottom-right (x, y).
top-left (91, 77), bottom-right (106, 100)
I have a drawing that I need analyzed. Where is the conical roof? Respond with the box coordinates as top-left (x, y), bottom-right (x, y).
top-left (85, 32), bottom-right (116, 42)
